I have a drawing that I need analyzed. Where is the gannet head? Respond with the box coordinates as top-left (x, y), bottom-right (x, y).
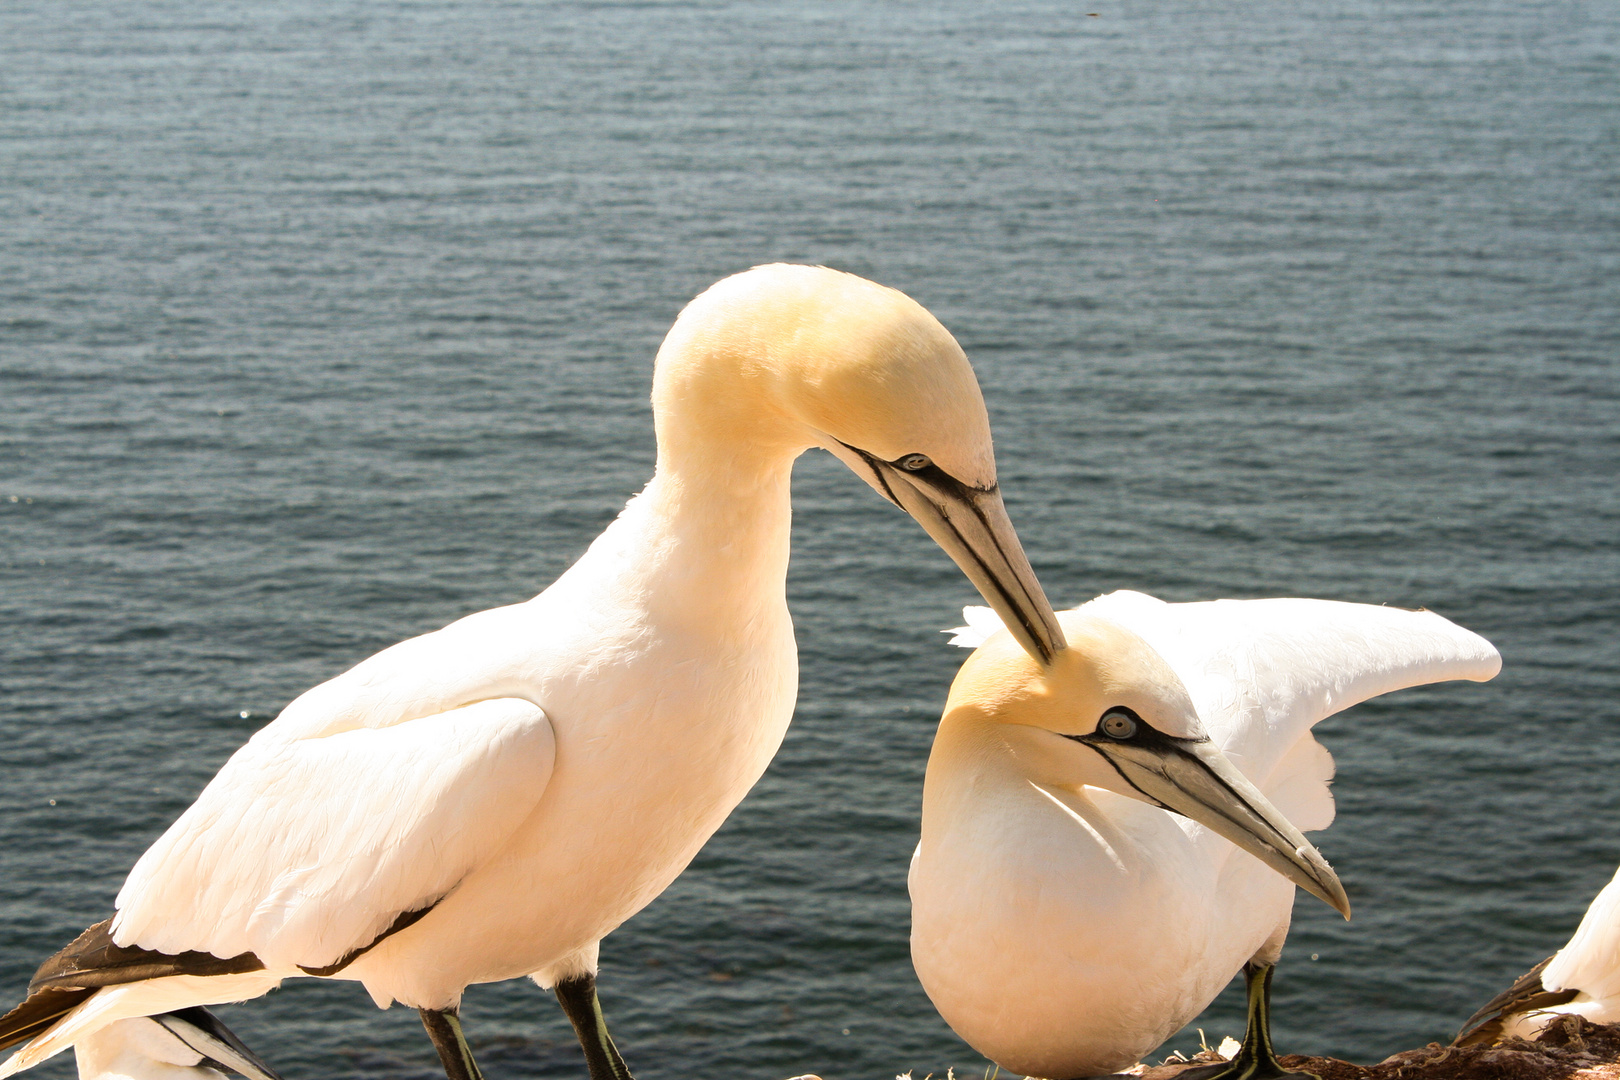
top-left (655, 264), bottom-right (1065, 664)
top-left (947, 611), bottom-right (1353, 918)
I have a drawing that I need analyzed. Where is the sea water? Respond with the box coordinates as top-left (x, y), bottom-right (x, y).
top-left (2, 2), bottom-right (1617, 1077)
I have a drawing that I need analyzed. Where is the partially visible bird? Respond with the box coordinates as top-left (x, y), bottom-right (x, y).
top-left (60, 1018), bottom-right (222, 1080)
top-left (911, 590), bottom-right (1501, 1080)
top-left (0, 264), bottom-right (1066, 1080)
top-left (38, 1010), bottom-right (273, 1080)
top-left (1455, 864), bottom-right (1620, 1047)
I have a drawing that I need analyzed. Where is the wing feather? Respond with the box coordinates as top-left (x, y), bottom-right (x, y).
top-left (113, 698), bottom-right (554, 970)
top-left (1083, 590), bottom-right (1500, 824)
top-left (945, 591), bottom-right (1501, 829)
top-left (265, 603), bottom-right (542, 741)
top-left (1261, 731), bottom-right (1338, 833)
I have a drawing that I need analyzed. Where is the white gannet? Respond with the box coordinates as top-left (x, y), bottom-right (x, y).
top-left (910, 590), bottom-right (1500, 1080)
top-left (57, 1018), bottom-right (223, 1080)
top-left (37, 1011), bottom-right (268, 1080)
top-left (1455, 864), bottom-right (1620, 1046)
top-left (0, 264), bottom-right (1067, 1080)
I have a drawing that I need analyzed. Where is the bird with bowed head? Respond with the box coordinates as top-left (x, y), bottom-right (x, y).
top-left (0, 264), bottom-right (1065, 1080)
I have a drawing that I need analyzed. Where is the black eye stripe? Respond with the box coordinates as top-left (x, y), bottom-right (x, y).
top-left (833, 440), bottom-right (997, 499)
top-left (1063, 710), bottom-right (1205, 759)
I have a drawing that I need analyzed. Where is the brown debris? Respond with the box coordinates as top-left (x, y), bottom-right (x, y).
top-left (1134, 1017), bottom-right (1620, 1080)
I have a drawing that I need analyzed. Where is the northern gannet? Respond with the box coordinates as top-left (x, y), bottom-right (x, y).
top-left (0, 265), bottom-right (1065, 1080)
top-left (1455, 864), bottom-right (1620, 1047)
top-left (911, 591), bottom-right (1499, 1080)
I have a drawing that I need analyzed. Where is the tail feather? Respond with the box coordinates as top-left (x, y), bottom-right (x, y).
top-left (0, 973), bottom-right (284, 1078)
top-left (0, 916), bottom-right (278, 1076)
top-left (0, 988), bottom-right (97, 1055)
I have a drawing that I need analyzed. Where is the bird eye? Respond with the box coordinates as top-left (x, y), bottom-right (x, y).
top-left (1099, 710), bottom-right (1137, 740)
top-left (895, 453), bottom-right (932, 471)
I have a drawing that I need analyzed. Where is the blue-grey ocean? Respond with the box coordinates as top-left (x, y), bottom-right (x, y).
top-left (3, 2), bottom-right (1617, 1078)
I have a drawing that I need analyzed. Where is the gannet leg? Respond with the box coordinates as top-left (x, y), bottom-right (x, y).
top-left (152, 1008), bottom-right (284, 1080)
top-left (553, 974), bottom-right (635, 1080)
top-left (1173, 963), bottom-right (1318, 1080)
top-left (418, 1008), bottom-right (484, 1080)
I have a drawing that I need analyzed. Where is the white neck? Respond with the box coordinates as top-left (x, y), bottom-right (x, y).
top-left (647, 453), bottom-right (799, 621)
top-left (580, 389), bottom-right (809, 641)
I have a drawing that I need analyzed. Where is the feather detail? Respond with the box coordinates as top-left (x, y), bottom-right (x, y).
top-left (113, 699), bottom-right (554, 971)
top-left (944, 605), bottom-right (1006, 648)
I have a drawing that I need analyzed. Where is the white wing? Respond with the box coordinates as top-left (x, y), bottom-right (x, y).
top-left (1082, 590), bottom-right (1501, 830)
top-left (943, 591), bottom-right (1501, 831)
top-left (113, 691), bottom-right (555, 970)
top-left (264, 602), bottom-right (547, 741)
top-left (1543, 865), bottom-right (1620, 1001)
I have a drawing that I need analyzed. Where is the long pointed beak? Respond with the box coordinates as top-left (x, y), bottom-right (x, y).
top-left (1081, 731), bottom-right (1352, 918)
top-left (877, 463), bottom-right (1066, 666)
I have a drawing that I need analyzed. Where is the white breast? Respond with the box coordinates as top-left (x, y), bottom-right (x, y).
top-left (910, 765), bottom-right (1291, 1077)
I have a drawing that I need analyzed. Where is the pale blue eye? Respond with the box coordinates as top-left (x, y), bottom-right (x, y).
top-left (1100, 710), bottom-right (1137, 739)
top-left (896, 453), bottom-right (931, 471)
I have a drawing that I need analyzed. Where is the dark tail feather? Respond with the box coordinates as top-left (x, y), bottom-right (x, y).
top-left (2, 917), bottom-right (269, 1067)
top-left (31, 920), bottom-right (261, 994)
top-left (1454, 954), bottom-right (1579, 1047)
top-left (0, 986), bottom-right (97, 1055)
top-left (155, 1008), bottom-right (284, 1080)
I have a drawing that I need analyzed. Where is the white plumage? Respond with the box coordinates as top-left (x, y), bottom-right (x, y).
top-left (1542, 869), bottom-right (1620, 1018)
top-left (121, 696), bottom-right (556, 974)
top-left (1, 264), bottom-right (1065, 1080)
top-left (912, 590), bottom-right (1500, 1079)
top-left (71, 1020), bottom-right (225, 1080)
top-left (1458, 865), bottom-right (1620, 1044)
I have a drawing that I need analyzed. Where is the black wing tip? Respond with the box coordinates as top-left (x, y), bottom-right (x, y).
top-left (1454, 955), bottom-right (1577, 1046)
top-left (29, 919), bottom-right (117, 992)
top-left (0, 985), bottom-right (97, 1055)
top-left (30, 917), bottom-right (263, 994)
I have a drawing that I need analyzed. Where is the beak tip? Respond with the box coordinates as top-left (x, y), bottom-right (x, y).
top-left (1314, 873), bottom-right (1352, 920)
top-left (1302, 849), bottom-right (1352, 920)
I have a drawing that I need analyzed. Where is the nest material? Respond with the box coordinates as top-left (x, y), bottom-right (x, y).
top-left (1133, 1017), bottom-right (1620, 1080)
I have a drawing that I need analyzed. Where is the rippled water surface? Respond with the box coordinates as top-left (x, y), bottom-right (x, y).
top-left (3, 2), bottom-right (1618, 1078)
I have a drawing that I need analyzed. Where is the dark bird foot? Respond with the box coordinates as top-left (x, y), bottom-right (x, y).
top-left (1174, 1062), bottom-right (1319, 1080)
top-left (554, 972), bottom-right (636, 1080)
top-left (1170, 963), bottom-right (1319, 1080)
